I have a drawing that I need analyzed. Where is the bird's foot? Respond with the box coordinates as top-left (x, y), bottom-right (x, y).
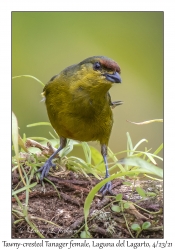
top-left (37, 158), bottom-right (56, 181)
top-left (99, 180), bottom-right (112, 195)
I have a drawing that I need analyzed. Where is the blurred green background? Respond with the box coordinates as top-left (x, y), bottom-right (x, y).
top-left (12, 12), bottom-right (163, 167)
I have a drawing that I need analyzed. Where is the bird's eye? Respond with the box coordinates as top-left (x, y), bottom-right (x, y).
top-left (93, 62), bottom-right (101, 71)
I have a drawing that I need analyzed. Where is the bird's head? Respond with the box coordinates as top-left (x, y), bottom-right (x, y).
top-left (62, 56), bottom-right (121, 95)
top-left (43, 56), bottom-right (121, 101)
top-left (80, 56), bottom-right (121, 82)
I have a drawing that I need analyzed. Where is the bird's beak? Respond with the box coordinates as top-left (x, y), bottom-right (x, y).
top-left (104, 72), bottom-right (122, 83)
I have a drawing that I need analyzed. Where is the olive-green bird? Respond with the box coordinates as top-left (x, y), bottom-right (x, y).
top-left (38, 56), bottom-right (122, 194)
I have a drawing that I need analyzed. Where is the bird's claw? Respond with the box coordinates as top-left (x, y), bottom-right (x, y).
top-left (37, 159), bottom-right (56, 181)
top-left (99, 181), bottom-right (112, 195)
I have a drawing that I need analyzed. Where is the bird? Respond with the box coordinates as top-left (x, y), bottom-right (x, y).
top-left (38, 56), bottom-right (122, 194)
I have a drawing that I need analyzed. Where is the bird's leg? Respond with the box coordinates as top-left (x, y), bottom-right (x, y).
top-left (37, 137), bottom-right (67, 181)
top-left (110, 100), bottom-right (123, 109)
top-left (100, 144), bottom-right (112, 195)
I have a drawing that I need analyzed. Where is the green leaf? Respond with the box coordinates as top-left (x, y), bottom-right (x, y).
top-left (146, 192), bottom-right (156, 197)
top-left (147, 143), bottom-right (163, 163)
top-left (44, 178), bottom-right (60, 198)
top-left (144, 152), bottom-right (157, 165)
top-left (68, 156), bottom-right (100, 179)
top-left (12, 112), bottom-right (19, 158)
top-left (133, 139), bottom-right (148, 152)
top-left (18, 134), bottom-right (28, 152)
top-left (60, 140), bottom-right (74, 157)
top-left (81, 142), bottom-right (91, 164)
top-left (123, 181), bottom-right (132, 186)
top-left (12, 75), bottom-right (44, 87)
top-left (153, 143), bottom-right (163, 156)
top-left (126, 132), bottom-right (133, 156)
top-left (107, 147), bottom-right (126, 173)
top-left (136, 187), bottom-right (146, 198)
top-left (12, 113), bottom-right (26, 186)
top-left (124, 202), bottom-right (130, 209)
top-left (125, 150), bottom-right (163, 162)
top-left (20, 165), bottom-right (30, 215)
top-left (142, 221), bottom-right (151, 230)
top-left (49, 131), bottom-right (57, 139)
top-left (28, 137), bottom-right (50, 141)
top-left (111, 205), bottom-right (121, 213)
top-left (90, 146), bottom-right (104, 170)
top-left (116, 193), bottom-right (123, 201)
top-left (12, 182), bottom-right (38, 196)
top-left (118, 157), bottom-right (163, 178)
top-left (27, 147), bottom-right (41, 154)
top-left (131, 223), bottom-right (141, 231)
top-left (27, 122), bottom-right (51, 127)
top-left (80, 230), bottom-right (91, 238)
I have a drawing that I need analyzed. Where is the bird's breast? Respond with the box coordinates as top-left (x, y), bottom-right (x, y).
top-left (46, 96), bottom-right (113, 144)
top-left (44, 83), bottom-right (113, 144)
